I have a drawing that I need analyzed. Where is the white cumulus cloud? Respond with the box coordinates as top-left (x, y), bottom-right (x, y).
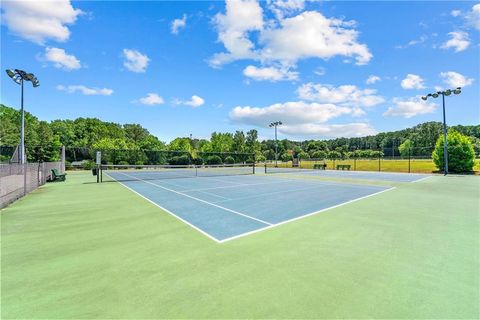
top-left (229, 101), bottom-right (352, 127)
top-left (173, 95), bottom-right (205, 108)
top-left (383, 97), bottom-right (437, 118)
top-left (401, 74), bottom-right (425, 89)
top-left (122, 49), bottom-right (150, 73)
top-left (243, 65), bottom-right (298, 81)
top-left (451, 10), bottom-right (461, 17)
top-left (1, 0), bottom-right (83, 44)
top-left (57, 85), bottom-right (113, 96)
top-left (209, 0), bottom-right (264, 67)
top-left (439, 71), bottom-right (474, 88)
top-left (297, 83), bottom-right (385, 107)
top-left (441, 31), bottom-right (470, 52)
top-left (267, 0), bottom-right (305, 19)
top-left (41, 47), bottom-right (81, 70)
top-left (466, 4), bottom-right (480, 30)
top-left (171, 14), bottom-right (187, 34)
top-left (229, 100), bottom-right (376, 138)
top-left (210, 1), bottom-right (372, 68)
top-left (137, 93), bottom-right (164, 105)
top-left (366, 75), bottom-right (381, 84)
top-left (279, 123), bottom-right (377, 138)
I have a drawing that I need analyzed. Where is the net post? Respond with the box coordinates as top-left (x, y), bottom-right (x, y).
top-left (253, 153), bottom-right (256, 174)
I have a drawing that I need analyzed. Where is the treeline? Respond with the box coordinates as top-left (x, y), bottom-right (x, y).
top-left (1, 104), bottom-right (479, 164)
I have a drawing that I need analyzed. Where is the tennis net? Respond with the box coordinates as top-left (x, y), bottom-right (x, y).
top-left (100, 163), bottom-right (255, 182)
top-left (264, 162), bottom-right (321, 174)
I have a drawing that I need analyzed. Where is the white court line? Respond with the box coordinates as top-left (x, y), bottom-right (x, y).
top-left (119, 172), bottom-right (272, 226)
top-left (411, 175), bottom-right (434, 183)
top-left (151, 179), bottom-right (232, 201)
top-left (180, 179), bottom-right (293, 193)
top-left (106, 173), bottom-right (222, 243)
top-left (218, 186), bottom-right (397, 243)
top-left (212, 183), bottom-right (385, 204)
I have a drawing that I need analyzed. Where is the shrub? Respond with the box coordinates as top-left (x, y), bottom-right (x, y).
top-left (224, 156), bottom-right (235, 164)
top-left (118, 161), bottom-right (129, 166)
top-left (432, 130), bottom-right (475, 173)
top-left (311, 150), bottom-right (327, 159)
top-left (83, 160), bottom-right (96, 170)
top-left (297, 151), bottom-right (310, 160)
top-left (205, 155), bottom-right (222, 165)
top-left (192, 158), bottom-right (204, 165)
top-left (169, 155), bottom-right (191, 165)
top-left (281, 153), bottom-right (291, 162)
top-left (65, 161), bottom-right (72, 170)
top-left (256, 155), bottom-right (266, 162)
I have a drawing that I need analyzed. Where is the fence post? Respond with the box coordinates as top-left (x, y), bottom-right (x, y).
top-left (23, 162), bottom-right (27, 196)
top-left (61, 146), bottom-right (66, 173)
top-left (408, 148), bottom-right (411, 173)
top-left (378, 152), bottom-right (381, 172)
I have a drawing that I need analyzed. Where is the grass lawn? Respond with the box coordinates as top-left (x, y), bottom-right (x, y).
top-left (277, 158), bottom-right (480, 173)
top-left (1, 171), bottom-right (479, 319)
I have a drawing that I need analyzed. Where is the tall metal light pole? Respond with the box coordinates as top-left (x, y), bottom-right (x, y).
top-left (269, 121), bottom-right (282, 167)
top-left (5, 69), bottom-right (40, 164)
top-left (421, 87), bottom-right (461, 175)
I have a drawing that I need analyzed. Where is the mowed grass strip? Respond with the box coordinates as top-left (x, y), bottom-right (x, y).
top-left (1, 172), bottom-right (479, 319)
top-left (270, 159), bottom-right (480, 173)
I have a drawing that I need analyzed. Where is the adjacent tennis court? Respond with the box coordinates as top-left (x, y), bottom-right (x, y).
top-left (265, 166), bottom-right (431, 182)
top-left (103, 165), bottom-right (392, 242)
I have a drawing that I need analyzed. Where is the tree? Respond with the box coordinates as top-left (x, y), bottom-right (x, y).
top-left (246, 129), bottom-right (260, 154)
top-left (281, 153), bottom-right (292, 162)
top-left (328, 150), bottom-right (341, 159)
top-left (297, 151), bottom-right (309, 160)
top-left (432, 130), bottom-right (475, 173)
top-left (209, 132), bottom-right (233, 152)
top-left (232, 130), bottom-right (246, 153)
top-left (398, 139), bottom-right (413, 158)
top-left (168, 137), bottom-right (192, 152)
top-left (311, 150), bottom-right (327, 159)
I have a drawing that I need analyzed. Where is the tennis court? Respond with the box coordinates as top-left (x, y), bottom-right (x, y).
top-left (265, 166), bottom-right (431, 182)
top-left (103, 165), bottom-right (392, 242)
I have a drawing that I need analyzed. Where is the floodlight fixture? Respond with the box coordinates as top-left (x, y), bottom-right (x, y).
top-left (421, 87), bottom-right (463, 175)
top-left (4, 69), bottom-right (40, 164)
top-left (269, 121), bottom-right (283, 167)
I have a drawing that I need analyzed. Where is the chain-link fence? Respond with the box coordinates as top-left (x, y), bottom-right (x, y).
top-left (64, 147), bottom-right (255, 169)
top-left (266, 147), bottom-right (480, 174)
top-left (0, 161), bottom-right (63, 208)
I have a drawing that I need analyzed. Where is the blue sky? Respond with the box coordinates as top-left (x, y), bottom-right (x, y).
top-left (1, 0), bottom-right (479, 142)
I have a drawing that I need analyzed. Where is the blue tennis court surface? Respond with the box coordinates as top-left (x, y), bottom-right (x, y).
top-left (106, 172), bottom-right (391, 242)
top-left (266, 168), bottom-right (430, 182)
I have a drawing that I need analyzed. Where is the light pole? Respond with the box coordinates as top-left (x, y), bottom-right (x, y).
top-left (5, 69), bottom-right (40, 164)
top-left (421, 87), bottom-right (461, 175)
top-left (269, 121), bottom-right (282, 167)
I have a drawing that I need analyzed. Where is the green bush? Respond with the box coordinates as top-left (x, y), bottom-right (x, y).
top-left (256, 155), bottom-right (266, 162)
top-left (192, 158), bottom-right (204, 165)
top-left (224, 156), bottom-right (235, 164)
top-left (65, 161), bottom-right (72, 170)
top-left (83, 160), bottom-right (96, 170)
top-left (281, 153), bottom-right (291, 162)
top-left (311, 150), bottom-right (327, 159)
top-left (297, 151), bottom-right (310, 160)
top-left (432, 130), bottom-right (475, 173)
top-left (118, 161), bottom-right (129, 166)
top-left (169, 155), bottom-right (191, 165)
top-left (205, 155), bottom-right (222, 165)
